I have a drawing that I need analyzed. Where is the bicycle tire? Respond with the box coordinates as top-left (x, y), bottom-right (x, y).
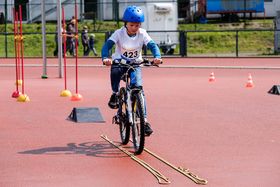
top-left (131, 91), bottom-right (145, 155)
top-left (118, 87), bottom-right (130, 145)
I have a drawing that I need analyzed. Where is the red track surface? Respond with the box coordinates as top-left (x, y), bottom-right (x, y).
top-left (0, 58), bottom-right (279, 187)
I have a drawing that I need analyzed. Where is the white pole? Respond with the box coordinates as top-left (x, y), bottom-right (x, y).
top-left (57, 0), bottom-right (63, 78)
top-left (41, 0), bottom-right (48, 78)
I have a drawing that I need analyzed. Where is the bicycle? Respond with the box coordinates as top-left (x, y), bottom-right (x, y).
top-left (112, 58), bottom-right (159, 155)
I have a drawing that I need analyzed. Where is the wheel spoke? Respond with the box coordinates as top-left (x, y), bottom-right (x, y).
top-left (131, 92), bottom-right (145, 154)
top-left (118, 87), bottom-right (130, 145)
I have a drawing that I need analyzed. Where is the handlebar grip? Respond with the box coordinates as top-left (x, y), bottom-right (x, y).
top-left (143, 59), bottom-right (150, 64)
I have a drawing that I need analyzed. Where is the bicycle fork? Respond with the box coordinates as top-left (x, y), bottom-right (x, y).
top-left (126, 91), bottom-right (133, 124)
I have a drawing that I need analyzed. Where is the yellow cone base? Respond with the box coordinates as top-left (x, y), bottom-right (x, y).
top-left (70, 93), bottom-right (83, 101)
top-left (60, 89), bottom-right (72, 97)
top-left (15, 79), bottom-right (22, 86)
top-left (17, 94), bottom-right (30, 102)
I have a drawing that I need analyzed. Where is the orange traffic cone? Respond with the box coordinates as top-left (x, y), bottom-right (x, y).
top-left (209, 72), bottom-right (215, 82)
top-left (246, 73), bottom-right (254, 88)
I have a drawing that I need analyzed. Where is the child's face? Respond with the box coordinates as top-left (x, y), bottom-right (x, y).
top-left (126, 22), bottom-right (141, 35)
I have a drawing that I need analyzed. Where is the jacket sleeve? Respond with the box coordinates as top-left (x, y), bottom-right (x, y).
top-left (147, 40), bottom-right (161, 58)
top-left (101, 39), bottom-right (115, 60)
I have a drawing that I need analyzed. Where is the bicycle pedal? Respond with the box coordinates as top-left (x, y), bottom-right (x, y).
top-left (112, 115), bottom-right (121, 125)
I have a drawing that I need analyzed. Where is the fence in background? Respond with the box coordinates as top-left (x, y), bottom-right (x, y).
top-left (0, 29), bottom-right (278, 58)
top-left (0, 1), bottom-right (278, 58)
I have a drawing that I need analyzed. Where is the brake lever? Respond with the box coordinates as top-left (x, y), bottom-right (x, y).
top-left (143, 62), bottom-right (152, 67)
top-left (143, 59), bottom-right (162, 67)
top-left (152, 60), bottom-right (162, 67)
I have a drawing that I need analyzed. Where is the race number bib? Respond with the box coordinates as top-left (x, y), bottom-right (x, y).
top-left (121, 49), bottom-right (140, 59)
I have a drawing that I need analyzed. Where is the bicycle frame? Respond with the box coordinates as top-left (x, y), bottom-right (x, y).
top-left (113, 58), bottom-right (158, 154)
top-left (116, 58), bottom-right (158, 122)
top-left (119, 63), bottom-right (143, 124)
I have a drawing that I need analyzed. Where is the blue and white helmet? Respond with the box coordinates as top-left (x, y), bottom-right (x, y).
top-left (122, 6), bottom-right (144, 23)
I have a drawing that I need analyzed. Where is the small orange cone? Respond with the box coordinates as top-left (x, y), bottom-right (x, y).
top-left (209, 72), bottom-right (215, 82)
top-left (70, 93), bottom-right (83, 101)
top-left (246, 73), bottom-right (254, 88)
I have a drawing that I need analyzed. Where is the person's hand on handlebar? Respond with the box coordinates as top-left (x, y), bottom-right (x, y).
top-left (153, 58), bottom-right (162, 65)
top-left (103, 58), bottom-right (112, 66)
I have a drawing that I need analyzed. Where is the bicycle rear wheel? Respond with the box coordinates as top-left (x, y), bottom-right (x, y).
top-left (118, 87), bottom-right (130, 145)
top-left (131, 91), bottom-right (145, 155)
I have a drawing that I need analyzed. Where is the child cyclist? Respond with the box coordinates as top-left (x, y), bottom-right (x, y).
top-left (101, 5), bottom-right (162, 136)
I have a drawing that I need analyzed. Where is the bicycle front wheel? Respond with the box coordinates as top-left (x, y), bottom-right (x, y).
top-left (131, 91), bottom-right (145, 155)
top-left (118, 87), bottom-right (130, 145)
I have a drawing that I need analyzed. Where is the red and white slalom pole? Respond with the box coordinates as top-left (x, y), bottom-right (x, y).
top-left (12, 8), bottom-right (21, 98)
top-left (70, 0), bottom-right (82, 101)
top-left (60, 7), bottom-right (72, 97)
top-left (16, 5), bottom-right (30, 102)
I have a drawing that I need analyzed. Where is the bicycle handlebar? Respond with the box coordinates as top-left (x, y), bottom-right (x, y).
top-left (142, 59), bottom-right (162, 67)
top-left (116, 58), bottom-right (162, 67)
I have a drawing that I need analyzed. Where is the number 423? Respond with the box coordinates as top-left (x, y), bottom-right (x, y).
top-left (123, 51), bottom-right (138, 58)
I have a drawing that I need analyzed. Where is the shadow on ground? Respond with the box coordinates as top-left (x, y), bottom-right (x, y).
top-left (18, 141), bottom-right (128, 158)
